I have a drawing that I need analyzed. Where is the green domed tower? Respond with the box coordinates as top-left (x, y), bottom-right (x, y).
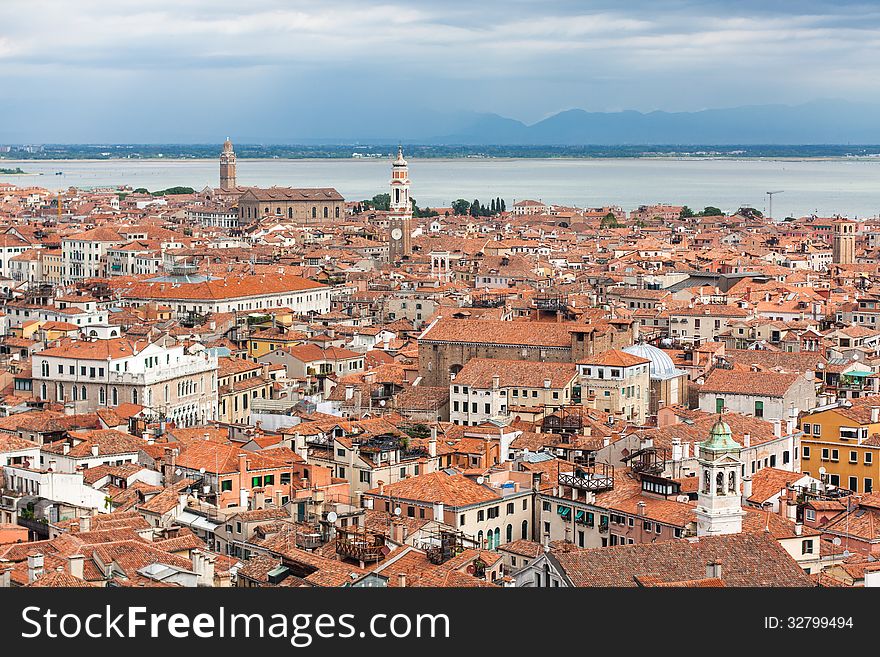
top-left (695, 413), bottom-right (744, 536)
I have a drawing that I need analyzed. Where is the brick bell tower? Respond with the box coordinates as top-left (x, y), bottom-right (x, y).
top-left (387, 146), bottom-right (412, 262)
top-left (219, 137), bottom-right (236, 191)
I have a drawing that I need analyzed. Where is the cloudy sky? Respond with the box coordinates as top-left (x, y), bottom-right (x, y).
top-left (1, 0), bottom-right (879, 142)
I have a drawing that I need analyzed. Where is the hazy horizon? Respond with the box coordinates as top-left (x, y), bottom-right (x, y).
top-left (4, 1), bottom-right (880, 143)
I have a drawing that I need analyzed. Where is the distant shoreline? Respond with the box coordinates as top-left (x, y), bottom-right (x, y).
top-left (2, 155), bottom-right (880, 164)
top-left (3, 143), bottom-right (880, 162)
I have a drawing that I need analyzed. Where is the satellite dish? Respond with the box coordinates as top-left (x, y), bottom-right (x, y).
top-left (199, 467), bottom-right (206, 474)
top-left (476, 476), bottom-right (485, 485)
top-left (843, 550), bottom-right (852, 558)
top-left (394, 507), bottom-right (402, 516)
top-left (326, 511), bottom-right (338, 523)
top-left (833, 537), bottom-right (842, 546)
top-left (819, 467), bottom-right (827, 475)
top-left (175, 469), bottom-right (182, 476)
top-left (379, 400), bottom-right (386, 407)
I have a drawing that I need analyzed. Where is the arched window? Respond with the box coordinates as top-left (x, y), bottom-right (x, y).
top-left (164, 385), bottom-right (169, 403)
top-left (40, 383), bottom-right (47, 400)
top-left (41, 361), bottom-right (49, 377)
top-left (522, 520), bottom-right (528, 540)
top-left (312, 207), bottom-right (316, 219)
top-left (81, 386), bottom-right (87, 400)
top-left (57, 383), bottom-right (64, 402)
top-left (703, 470), bottom-right (711, 493)
top-left (72, 386), bottom-right (78, 401)
top-left (132, 389), bottom-right (138, 405)
top-left (486, 531), bottom-right (494, 550)
top-left (323, 206), bottom-right (328, 218)
top-left (335, 206), bottom-right (340, 219)
top-left (728, 470), bottom-right (737, 493)
top-left (506, 524), bottom-right (513, 543)
top-left (494, 527), bottom-right (501, 548)
top-left (477, 530), bottom-right (484, 548)
top-left (99, 388), bottom-right (106, 405)
top-left (395, 188), bottom-right (400, 204)
top-left (716, 472), bottom-right (725, 495)
top-left (112, 387), bottom-right (118, 406)
top-left (288, 207), bottom-right (293, 219)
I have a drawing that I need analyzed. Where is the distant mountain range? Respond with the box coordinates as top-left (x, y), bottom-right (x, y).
top-left (420, 100), bottom-right (880, 145)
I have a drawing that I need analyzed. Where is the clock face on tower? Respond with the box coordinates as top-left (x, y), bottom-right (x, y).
top-left (391, 228), bottom-right (403, 240)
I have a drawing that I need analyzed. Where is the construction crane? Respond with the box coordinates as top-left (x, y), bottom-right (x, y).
top-left (766, 190), bottom-right (784, 220)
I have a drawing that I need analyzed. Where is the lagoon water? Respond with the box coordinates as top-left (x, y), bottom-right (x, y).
top-left (2, 157), bottom-right (879, 219)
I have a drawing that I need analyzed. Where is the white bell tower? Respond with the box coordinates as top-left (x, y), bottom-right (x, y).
top-left (387, 145), bottom-right (412, 261)
top-left (390, 145), bottom-right (410, 212)
top-left (695, 414), bottom-right (745, 536)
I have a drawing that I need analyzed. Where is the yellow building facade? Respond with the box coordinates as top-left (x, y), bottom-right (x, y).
top-left (799, 400), bottom-right (880, 494)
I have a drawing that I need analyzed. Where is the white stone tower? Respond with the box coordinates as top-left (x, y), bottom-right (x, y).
top-left (388, 146), bottom-right (412, 262)
top-left (695, 414), bottom-right (745, 536)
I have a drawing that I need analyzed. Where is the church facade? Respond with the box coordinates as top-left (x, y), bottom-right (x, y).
top-left (237, 187), bottom-right (345, 224)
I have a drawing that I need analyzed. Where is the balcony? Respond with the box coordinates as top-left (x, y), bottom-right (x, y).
top-left (335, 528), bottom-right (388, 563)
top-left (558, 462), bottom-right (614, 493)
top-left (296, 531), bottom-right (323, 550)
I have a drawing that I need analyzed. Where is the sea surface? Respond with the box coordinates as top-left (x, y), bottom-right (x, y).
top-left (2, 157), bottom-right (879, 219)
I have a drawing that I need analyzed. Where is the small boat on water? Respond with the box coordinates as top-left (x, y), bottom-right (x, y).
top-left (55, 171), bottom-right (63, 175)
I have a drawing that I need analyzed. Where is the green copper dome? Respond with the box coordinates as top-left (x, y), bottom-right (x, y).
top-left (702, 416), bottom-right (741, 453)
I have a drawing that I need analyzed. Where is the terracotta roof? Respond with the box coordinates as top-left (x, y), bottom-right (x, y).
top-left (747, 467), bottom-right (808, 505)
top-left (453, 358), bottom-right (577, 389)
top-left (553, 532), bottom-right (814, 587)
top-left (578, 349), bottom-right (649, 367)
top-left (700, 369), bottom-right (803, 396)
top-left (366, 471), bottom-right (501, 508)
top-left (420, 318), bottom-right (586, 348)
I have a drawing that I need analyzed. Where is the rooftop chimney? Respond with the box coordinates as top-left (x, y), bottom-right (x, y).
top-left (429, 426), bottom-right (437, 458)
top-left (742, 476), bottom-right (753, 503)
top-left (872, 406), bottom-right (880, 424)
top-left (706, 560), bottom-right (722, 579)
top-left (543, 378), bottom-right (551, 389)
top-left (67, 554), bottom-right (84, 580)
top-left (742, 433), bottom-right (751, 448)
top-left (671, 438), bottom-right (683, 462)
top-left (432, 500), bottom-right (444, 522)
top-left (771, 419), bottom-right (782, 439)
top-left (27, 553), bottom-right (44, 584)
top-left (397, 573), bottom-right (407, 588)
